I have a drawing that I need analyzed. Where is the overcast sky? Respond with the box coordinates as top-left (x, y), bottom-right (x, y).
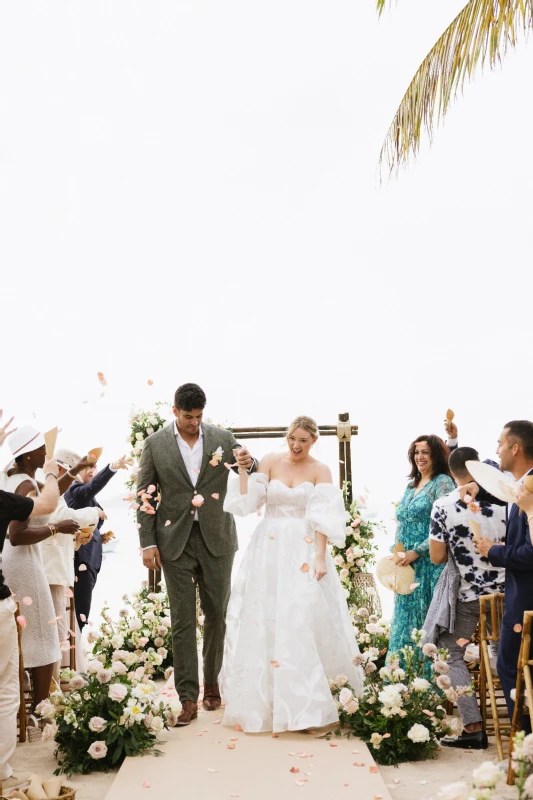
top-left (1, 0), bottom-right (532, 519)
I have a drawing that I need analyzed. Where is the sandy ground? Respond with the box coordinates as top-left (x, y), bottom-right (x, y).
top-left (9, 732), bottom-right (519, 800)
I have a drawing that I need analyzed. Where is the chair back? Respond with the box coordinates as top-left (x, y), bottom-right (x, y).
top-left (479, 592), bottom-right (505, 643)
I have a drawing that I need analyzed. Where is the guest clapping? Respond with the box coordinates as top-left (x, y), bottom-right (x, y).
top-left (389, 435), bottom-right (454, 655)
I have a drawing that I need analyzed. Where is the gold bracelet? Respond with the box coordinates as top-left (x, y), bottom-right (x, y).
top-left (47, 524), bottom-right (57, 537)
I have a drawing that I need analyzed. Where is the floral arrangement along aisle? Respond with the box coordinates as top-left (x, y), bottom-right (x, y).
top-left (328, 629), bottom-right (472, 766)
top-left (36, 661), bottom-right (181, 776)
top-left (331, 483), bottom-right (386, 613)
top-left (352, 606), bottom-right (390, 677)
top-left (124, 404), bottom-right (169, 494)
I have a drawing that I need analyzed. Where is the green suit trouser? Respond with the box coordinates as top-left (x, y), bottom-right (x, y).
top-left (162, 522), bottom-right (235, 703)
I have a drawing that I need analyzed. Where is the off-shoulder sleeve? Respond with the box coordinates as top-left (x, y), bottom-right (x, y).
top-left (305, 483), bottom-right (347, 547)
top-left (223, 472), bottom-right (269, 517)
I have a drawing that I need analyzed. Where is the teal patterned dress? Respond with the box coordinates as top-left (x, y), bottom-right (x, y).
top-left (388, 473), bottom-right (455, 656)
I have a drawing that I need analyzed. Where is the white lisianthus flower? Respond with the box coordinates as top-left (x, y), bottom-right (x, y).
top-left (437, 782), bottom-right (469, 800)
top-left (407, 723), bottom-right (431, 743)
top-left (472, 762), bottom-right (504, 788)
top-left (411, 678), bottom-right (431, 693)
top-left (125, 701), bottom-right (146, 723)
top-left (392, 668), bottom-right (406, 681)
top-left (89, 716), bottom-right (107, 733)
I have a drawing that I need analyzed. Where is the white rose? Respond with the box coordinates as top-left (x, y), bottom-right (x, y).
top-left (108, 683), bottom-right (128, 702)
top-left (407, 723), bottom-right (431, 743)
top-left (87, 741), bottom-right (108, 760)
top-left (87, 660), bottom-right (102, 674)
top-left (89, 716), bottom-right (107, 733)
top-left (334, 556), bottom-right (344, 566)
top-left (96, 669), bottom-right (113, 684)
top-left (437, 782), bottom-right (468, 800)
top-left (112, 661), bottom-right (128, 675)
top-left (411, 678), bottom-right (431, 693)
top-left (125, 652), bottom-right (138, 666)
top-left (472, 762), bottom-right (504, 788)
top-left (129, 618), bottom-right (142, 631)
top-left (42, 722), bottom-right (58, 741)
top-left (136, 432), bottom-right (144, 441)
top-left (338, 688), bottom-right (353, 706)
top-left (169, 697), bottom-right (182, 714)
top-left (150, 716), bottom-right (165, 733)
top-left (157, 647), bottom-right (168, 659)
top-left (340, 568), bottom-right (349, 579)
top-left (147, 427), bottom-right (154, 436)
top-left (111, 634), bottom-right (124, 649)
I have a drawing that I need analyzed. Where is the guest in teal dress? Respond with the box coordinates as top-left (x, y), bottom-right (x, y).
top-left (388, 435), bottom-right (455, 656)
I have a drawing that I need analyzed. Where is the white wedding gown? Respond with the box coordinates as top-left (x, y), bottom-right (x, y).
top-left (219, 473), bottom-right (364, 733)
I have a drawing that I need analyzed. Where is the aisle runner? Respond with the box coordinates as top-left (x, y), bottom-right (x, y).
top-left (104, 708), bottom-right (392, 800)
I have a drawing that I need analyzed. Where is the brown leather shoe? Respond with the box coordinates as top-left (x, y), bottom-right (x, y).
top-left (175, 700), bottom-right (198, 726)
top-left (203, 683), bottom-right (221, 711)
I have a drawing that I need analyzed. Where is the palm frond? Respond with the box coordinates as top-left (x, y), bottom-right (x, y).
top-left (379, 0), bottom-right (533, 175)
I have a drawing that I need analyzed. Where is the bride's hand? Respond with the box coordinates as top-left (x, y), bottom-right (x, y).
top-left (314, 557), bottom-right (327, 581)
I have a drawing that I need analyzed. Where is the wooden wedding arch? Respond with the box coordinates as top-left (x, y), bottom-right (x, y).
top-left (147, 413), bottom-right (358, 589)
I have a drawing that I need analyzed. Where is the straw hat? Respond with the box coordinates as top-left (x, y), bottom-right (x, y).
top-left (55, 448), bottom-right (81, 471)
top-left (7, 426), bottom-right (45, 459)
top-left (376, 555), bottom-right (416, 595)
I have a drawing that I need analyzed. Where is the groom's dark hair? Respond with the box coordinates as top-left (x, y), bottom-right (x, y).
top-left (174, 383), bottom-right (207, 411)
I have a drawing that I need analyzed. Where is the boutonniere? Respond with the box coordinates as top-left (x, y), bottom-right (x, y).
top-left (209, 446), bottom-right (223, 467)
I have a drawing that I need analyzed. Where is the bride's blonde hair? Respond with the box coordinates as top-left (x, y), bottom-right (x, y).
top-left (286, 415), bottom-right (319, 441)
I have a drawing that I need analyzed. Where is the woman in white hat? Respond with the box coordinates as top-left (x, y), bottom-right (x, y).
top-left (3, 427), bottom-right (83, 718)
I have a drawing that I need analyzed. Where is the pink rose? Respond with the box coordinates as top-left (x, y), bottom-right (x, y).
top-left (87, 741), bottom-right (108, 760)
top-left (108, 683), bottom-right (128, 702)
top-left (436, 675), bottom-right (452, 690)
top-left (129, 619), bottom-right (142, 631)
top-left (89, 716), bottom-right (107, 733)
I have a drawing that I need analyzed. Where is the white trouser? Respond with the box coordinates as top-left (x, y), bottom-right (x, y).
top-left (0, 596), bottom-right (19, 780)
top-left (49, 585), bottom-right (69, 683)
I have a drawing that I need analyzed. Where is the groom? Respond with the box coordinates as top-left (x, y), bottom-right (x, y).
top-left (137, 383), bottom-right (255, 725)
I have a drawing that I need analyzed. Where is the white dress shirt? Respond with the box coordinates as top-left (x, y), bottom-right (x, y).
top-left (174, 420), bottom-right (203, 520)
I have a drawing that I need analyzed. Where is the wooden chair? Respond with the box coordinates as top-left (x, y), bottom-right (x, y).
top-left (15, 604), bottom-right (27, 743)
top-left (478, 592), bottom-right (510, 762)
top-left (67, 586), bottom-right (76, 672)
top-left (507, 610), bottom-right (533, 785)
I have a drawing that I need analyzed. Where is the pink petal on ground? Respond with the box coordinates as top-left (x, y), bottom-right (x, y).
top-left (79, 564), bottom-right (87, 571)
top-left (211, 493), bottom-right (220, 500)
top-left (207, 768), bottom-right (218, 773)
top-left (369, 766), bottom-right (380, 774)
top-left (268, 535), bottom-right (275, 540)
top-left (97, 371), bottom-right (107, 386)
top-left (329, 742), bottom-right (338, 747)
top-left (227, 744), bottom-right (236, 750)
top-left (212, 720), bottom-right (221, 725)
top-left (165, 520), bottom-right (171, 526)
top-left (300, 563), bottom-right (310, 573)
top-left (80, 614), bottom-right (86, 622)
top-left (235, 725), bottom-right (243, 732)
top-left (295, 781), bottom-right (306, 787)
top-left (16, 615), bottom-right (26, 628)
top-left (142, 780), bottom-right (151, 787)
top-left (353, 762), bottom-right (365, 767)
top-left (22, 597), bottom-right (32, 606)
top-left (290, 767), bottom-right (300, 774)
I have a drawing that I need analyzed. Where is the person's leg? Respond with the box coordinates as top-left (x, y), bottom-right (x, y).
top-left (498, 622), bottom-right (530, 733)
top-left (438, 600), bottom-right (482, 732)
top-left (73, 564), bottom-right (98, 631)
top-left (196, 531), bottom-right (235, 690)
top-left (0, 598), bottom-right (19, 781)
top-left (162, 537), bottom-right (200, 705)
top-left (31, 663), bottom-right (54, 711)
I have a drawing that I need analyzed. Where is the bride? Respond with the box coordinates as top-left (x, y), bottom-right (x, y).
top-left (219, 415), bottom-right (364, 733)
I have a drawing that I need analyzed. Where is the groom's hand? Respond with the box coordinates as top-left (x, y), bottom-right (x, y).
top-left (142, 546), bottom-right (162, 571)
top-left (235, 447), bottom-right (253, 471)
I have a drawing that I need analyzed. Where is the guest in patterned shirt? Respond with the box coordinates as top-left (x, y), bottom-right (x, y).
top-left (429, 446), bottom-right (505, 750)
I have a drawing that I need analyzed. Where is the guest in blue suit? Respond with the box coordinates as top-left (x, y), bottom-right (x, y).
top-left (474, 420), bottom-right (533, 730)
top-left (63, 452), bottom-right (128, 629)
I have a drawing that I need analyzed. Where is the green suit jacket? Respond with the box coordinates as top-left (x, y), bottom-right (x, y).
top-left (136, 422), bottom-right (247, 560)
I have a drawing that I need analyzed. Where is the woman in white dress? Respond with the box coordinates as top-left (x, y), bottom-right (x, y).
top-left (3, 429), bottom-right (82, 713)
top-left (219, 416), bottom-right (363, 733)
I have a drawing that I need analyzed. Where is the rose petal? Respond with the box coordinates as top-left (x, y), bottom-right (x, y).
top-left (329, 742), bottom-right (338, 747)
top-left (268, 535), bottom-right (275, 540)
top-left (165, 520), bottom-right (171, 526)
top-left (300, 563), bottom-right (310, 573)
top-left (60, 642), bottom-right (70, 651)
top-left (207, 769), bottom-right (217, 773)
top-left (271, 660), bottom-right (280, 668)
top-left (22, 596), bottom-right (32, 606)
top-left (369, 766), bottom-right (379, 774)
top-left (80, 614), bottom-right (87, 622)
top-left (147, 380), bottom-right (153, 386)
top-left (211, 493), bottom-right (220, 500)
top-left (192, 495), bottom-right (205, 507)
top-left (16, 615), bottom-right (26, 628)
top-left (304, 536), bottom-right (313, 544)
top-left (290, 767), bottom-right (300, 773)
top-left (409, 583), bottom-right (420, 590)
top-left (142, 780), bottom-right (151, 787)
top-left (49, 618), bottom-right (57, 625)
top-left (295, 781), bottom-right (306, 787)
top-left (456, 638), bottom-right (470, 647)
top-left (227, 744), bottom-right (236, 750)
top-left (97, 371), bottom-right (107, 386)
top-left (353, 762), bottom-right (365, 767)
top-left (78, 564), bottom-right (87, 571)
top-left (235, 725), bottom-right (243, 731)
top-left (136, 523), bottom-right (141, 529)
top-left (514, 624), bottom-right (523, 633)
